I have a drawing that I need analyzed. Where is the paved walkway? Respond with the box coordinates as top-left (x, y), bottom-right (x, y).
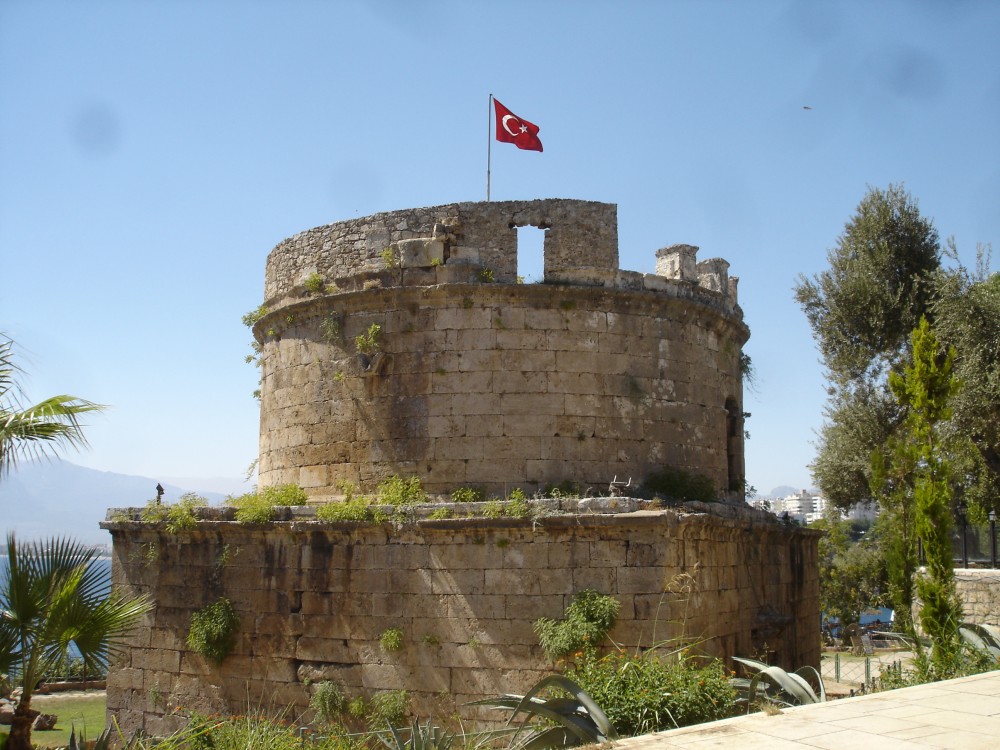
top-left (614, 669), bottom-right (1000, 750)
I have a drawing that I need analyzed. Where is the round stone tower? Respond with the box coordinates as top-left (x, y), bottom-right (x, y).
top-left (252, 199), bottom-right (749, 499)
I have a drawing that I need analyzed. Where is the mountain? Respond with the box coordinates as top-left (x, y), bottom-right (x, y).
top-left (0, 459), bottom-right (242, 544)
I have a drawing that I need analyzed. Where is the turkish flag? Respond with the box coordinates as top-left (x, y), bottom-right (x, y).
top-left (493, 98), bottom-right (543, 152)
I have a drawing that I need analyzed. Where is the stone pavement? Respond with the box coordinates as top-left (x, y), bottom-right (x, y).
top-left (614, 669), bottom-right (1000, 749)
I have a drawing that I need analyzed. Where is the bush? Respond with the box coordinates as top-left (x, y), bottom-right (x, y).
top-left (228, 493), bottom-right (275, 524)
top-left (304, 272), bottom-right (326, 294)
top-left (187, 597), bottom-right (240, 664)
top-left (379, 627), bottom-right (404, 652)
top-left (262, 484), bottom-right (308, 506)
top-left (377, 475), bottom-right (425, 505)
top-left (309, 681), bottom-right (346, 725)
top-left (227, 484), bottom-right (307, 524)
top-left (368, 689), bottom-right (409, 728)
top-left (316, 497), bottom-right (385, 523)
top-left (642, 467), bottom-right (717, 503)
top-left (450, 486), bottom-right (484, 503)
top-left (570, 650), bottom-right (736, 736)
top-left (534, 589), bottom-right (620, 661)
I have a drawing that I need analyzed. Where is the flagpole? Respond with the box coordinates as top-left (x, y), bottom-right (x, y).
top-left (486, 93), bottom-right (492, 202)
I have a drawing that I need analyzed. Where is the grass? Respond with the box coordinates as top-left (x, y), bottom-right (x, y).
top-left (26, 691), bottom-right (107, 748)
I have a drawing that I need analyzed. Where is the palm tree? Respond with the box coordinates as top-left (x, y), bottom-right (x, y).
top-left (0, 336), bottom-right (104, 478)
top-left (1, 534), bottom-right (153, 750)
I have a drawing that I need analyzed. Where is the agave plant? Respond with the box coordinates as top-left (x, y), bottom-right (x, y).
top-left (730, 656), bottom-right (825, 711)
top-left (472, 674), bottom-right (618, 750)
top-left (958, 622), bottom-right (1000, 660)
top-left (69, 726), bottom-right (114, 750)
top-left (377, 718), bottom-right (458, 750)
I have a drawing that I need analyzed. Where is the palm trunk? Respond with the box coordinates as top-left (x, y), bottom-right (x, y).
top-left (7, 696), bottom-right (38, 750)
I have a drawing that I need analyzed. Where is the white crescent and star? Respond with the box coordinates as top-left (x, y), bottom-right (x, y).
top-left (502, 115), bottom-right (529, 136)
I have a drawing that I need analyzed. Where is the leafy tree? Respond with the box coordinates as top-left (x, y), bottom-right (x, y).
top-left (930, 254), bottom-right (1000, 516)
top-left (811, 514), bottom-right (887, 629)
top-left (0, 336), bottom-right (104, 478)
top-left (795, 183), bottom-right (941, 387)
top-left (0, 534), bottom-right (153, 750)
top-left (795, 185), bottom-right (942, 510)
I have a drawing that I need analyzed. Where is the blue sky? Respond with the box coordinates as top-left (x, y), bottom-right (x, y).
top-left (1, 0), bottom-right (998, 498)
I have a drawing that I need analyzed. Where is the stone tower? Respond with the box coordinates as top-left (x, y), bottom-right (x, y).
top-left (252, 199), bottom-right (749, 498)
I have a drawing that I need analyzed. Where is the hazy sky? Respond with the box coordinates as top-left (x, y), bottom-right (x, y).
top-left (2, 0), bottom-right (998, 497)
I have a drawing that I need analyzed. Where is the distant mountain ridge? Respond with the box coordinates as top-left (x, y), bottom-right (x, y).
top-left (0, 459), bottom-right (244, 544)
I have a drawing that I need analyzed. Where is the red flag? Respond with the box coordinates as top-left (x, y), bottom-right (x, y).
top-left (493, 98), bottom-right (543, 152)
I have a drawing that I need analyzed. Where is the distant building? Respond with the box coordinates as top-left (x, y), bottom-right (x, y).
top-left (750, 490), bottom-right (877, 525)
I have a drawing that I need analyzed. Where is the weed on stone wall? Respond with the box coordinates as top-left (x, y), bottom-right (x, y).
top-left (354, 323), bottom-right (382, 355)
top-left (377, 474), bottom-right (425, 505)
top-left (187, 597), bottom-right (240, 664)
top-left (140, 493), bottom-right (206, 533)
top-left (642, 467), bottom-right (717, 504)
top-left (227, 483), bottom-right (308, 524)
top-left (379, 627), bottom-right (405, 652)
top-left (304, 272), bottom-right (327, 295)
top-left (308, 681), bottom-right (346, 725)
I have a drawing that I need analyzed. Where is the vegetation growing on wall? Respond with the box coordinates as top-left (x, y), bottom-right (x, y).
top-left (187, 597), bottom-right (240, 664)
top-left (534, 590), bottom-right (620, 661)
top-left (140, 493), bottom-right (207, 532)
top-left (642, 467), bottom-right (717, 503)
top-left (227, 484), bottom-right (308, 524)
top-left (354, 323), bottom-right (382, 355)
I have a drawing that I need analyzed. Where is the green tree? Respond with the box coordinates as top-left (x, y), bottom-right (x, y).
top-left (0, 336), bottom-right (104, 477)
top-left (795, 183), bottom-right (941, 387)
top-left (0, 535), bottom-right (153, 750)
top-left (795, 185), bottom-right (942, 510)
top-left (930, 255), bottom-right (1000, 515)
top-left (879, 318), bottom-right (963, 676)
top-left (811, 514), bottom-right (887, 630)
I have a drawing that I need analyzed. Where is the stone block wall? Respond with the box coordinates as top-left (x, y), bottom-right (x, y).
top-left (253, 199), bottom-right (749, 499)
top-left (102, 501), bottom-right (820, 737)
top-left (954, 569), bottom-right (1000, 625)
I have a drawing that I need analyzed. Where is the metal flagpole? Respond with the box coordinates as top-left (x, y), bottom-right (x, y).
top-left (487, 94), bottom-right (492, 202)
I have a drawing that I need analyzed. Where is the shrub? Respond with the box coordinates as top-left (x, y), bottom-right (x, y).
top-left (368, 689), bottom-right (409, 728)
top-left (355, 323), bottom-right (382, 355)
top-left (534, 589), bottom-right (620, 661)
top-left (570, 650), bottom-right (737, 736)
top-left (141, 493), bottom-right (205, 532)
top-left (228, 492), bottom-right (275, 524)
top-left (316, 497), bottom-right (383, 523)
top-left (309, 681), bottom-right (346, 725)
top-left (227, 484), bottom-right (307, 524)
top-left (262, 483), bottom-right (308, 506)
top-left (450, 486), bottom-right (484, 503)
top-left (481, 500), bottom-right (504, 519)
top-left (304, 272), bottom-right (326, 294)
top-left (187, 597), bottom-right (240, 664)
top-left (642, 467), bottom-right (717, 503)
top-left (380, 627), bottom-right (404, 652)
top-left (377, 475), bottom-right (425, 505)
top-left (241, 304), bottom-right (270, 328)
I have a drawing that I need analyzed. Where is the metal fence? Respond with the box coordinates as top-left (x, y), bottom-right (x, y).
top-left (951, 517), bottom-right (999, 568)
top-left (821, 652), bottom-right (905, 694)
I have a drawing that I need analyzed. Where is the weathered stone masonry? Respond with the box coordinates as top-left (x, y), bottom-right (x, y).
top-left (255, 199), bottom-right (750, 499)
top-left (102, 502), bottom-right (820, 736)
top-left (103, 198), bottom-right (821, 736)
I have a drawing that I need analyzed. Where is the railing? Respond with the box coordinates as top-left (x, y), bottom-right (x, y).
top-left (821, 652), bottom-right (905, 694)
top-left (951, 515), bottom-right (999, 568)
